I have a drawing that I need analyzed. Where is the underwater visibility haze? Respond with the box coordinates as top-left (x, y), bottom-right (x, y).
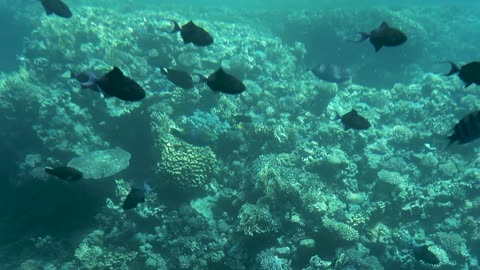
top-left (2, 0), bottom-right (480, 269)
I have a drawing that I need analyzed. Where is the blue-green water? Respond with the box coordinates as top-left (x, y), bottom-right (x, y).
top-left (1, 1), bottom-right (480, 270)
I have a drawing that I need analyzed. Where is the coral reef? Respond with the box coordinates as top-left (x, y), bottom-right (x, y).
top-left (2, 3), bottom-right (480, 270)
top-left (156, 135), bottom-right (216, 190)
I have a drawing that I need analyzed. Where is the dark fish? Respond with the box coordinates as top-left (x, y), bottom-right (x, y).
top-left (443, 61), bottom-right (480, 88)
top-left (340, 109), bottom-right (371, 130)
top-left (96, 67), bottom-right (146, 101)
top-left (45, 166), bottom-right (83, 181)
top-left (161, 68), bottom-right (194, 89)
top-left (413, 245), bottom-right (440, 265)
top-left (170, 127), bottom-right (217, 146)
top-left (233, 115), bottom-right (253, 123)
top-left (205, 68), bottom-right (246, 95)
top-left (122, 187), bottom-right (145, 210)
top-left (354, 22), bottom-right (407, 52)
top-left (40, 0), bottom-right (72, 18)
top-left (170, 20), bottom-right (213, 47)
top-left (448, 111), bottom-right (480, 145)
top-left (310, 64), bottom-right (351, 83)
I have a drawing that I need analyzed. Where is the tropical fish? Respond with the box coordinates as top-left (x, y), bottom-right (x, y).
top-left (340, 109), bottom-right (371, 130)
top-left (448, 111), bottom-right (480, 145)
top-left (170, 127), bottom-right (217, 146)
top-left (95, 67), bottom-right (146, 101)
top-left (413, 245), bottom-right (440, 265)
top-left (160, 68), bottom-right (194, 89)
top-left (122, 187), bottom-right (145, 210)
top-left (354, 22), bottom-right (407, 52)
top-left (45, 166), bottom-right (83, 181)
top-left (165, 20), bottom-right (213, 47)
top-left (233, 115), bottom-right (253, 124)
top-left (310, 64), bottom-right (351, 83)
top-left (203, 68), bottom-right (246, 95)
top-left (40, 0), bottom-right (72, 18)
top-left (443, 61), bottom-right (480, 88)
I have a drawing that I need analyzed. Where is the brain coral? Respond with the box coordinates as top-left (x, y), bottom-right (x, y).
top-left (157, 136), bottom-right (216, 190)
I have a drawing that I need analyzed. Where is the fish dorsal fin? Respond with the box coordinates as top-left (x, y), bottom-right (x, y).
top-left (110, 67), bottom-right (126, 80)
top-left (350, 109), bottom-right (358, 115)
top-left (216, 68), bottom-right (227, 76)
top-left (184, 21), bottom-right (196, 28)
top-left (379, 22), bottom-right (389, 29)
top-left (210, 68), bottom-right (227, 82)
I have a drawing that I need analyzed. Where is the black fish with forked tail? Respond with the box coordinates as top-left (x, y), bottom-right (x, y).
top-left (122, 183), bottom-right (153, 210)
top-left (160, 68), bottom-right (194, 89)
top-left (413, 244), bottom-right (440, 265)
top-left (45, 166), bottom-right (83, 181)
top-left (353, 22), bottom-right (407, 52)
top-left (122, 187), bottom-right (145, 210)
top-left (95, 67), bottom-right (146, 101)
top-left (40, 0), bottom-right (72, 18)
top-left (443, 61), bottom-right (480, 88)
top-left (448, 110), bottom-right (480, 145)
top-left (202, 68), bottom-right (246, 95)
top-left (339, 109), bottom-right (371, 130)
top-left (163, 20), bottom-right (213, 47)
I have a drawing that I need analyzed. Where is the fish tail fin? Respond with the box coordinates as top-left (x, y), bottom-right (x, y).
top-left (69, 70), bottom-right (76, 79)
top-left (443, 61), bottom-right (460, 76)
top-left (165, 19), bottom-right (181, 33)
top-left (158, 19), bottom-right (181, 33)
top-left (351, 32), bottom-right (369, 43)
top-left (172, 20), bottom-right (181, 33)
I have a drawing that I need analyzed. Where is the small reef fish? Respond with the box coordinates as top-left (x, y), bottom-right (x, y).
top-left (40, 0), bottom-right (72, 18)
top-left (45, 166), bottom-right (83, 181)
top-left (170, 127), bottom-right (217, 147)
top-left (122, 187), bottom-right (146, 210)
top-left (232, 115), bottom-right (253, 124)
top-left (413, 245), bottom-right (440, 265)
top-left (354, 22), bottom-right (407, 52)
top-left (340, 109), bottom-right (371, 130)
top-left (310, 64), bottom-right (351, 83)
top-left (448, 111), bottom-right (480, 145)
top-left (443, 61), bottom-right (480, 88)
top-left (166, 20), bottom-right (213, 47)
top-left (96, 67), bottom-right (146, 101)
top-left (203, 68), bottom-right (246, 95)
top-left (160, 68), bottom-right (194, 89)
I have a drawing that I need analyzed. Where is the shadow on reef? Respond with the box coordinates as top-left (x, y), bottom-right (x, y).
top-left (1, 178), bottom-right (115, 244)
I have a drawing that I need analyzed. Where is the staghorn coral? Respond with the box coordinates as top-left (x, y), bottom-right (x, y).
top-left (156, 135), bottom-right (216, 190)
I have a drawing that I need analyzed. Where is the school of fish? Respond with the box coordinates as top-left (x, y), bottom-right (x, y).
top-left (36, 1), bottom-right (480, 266)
